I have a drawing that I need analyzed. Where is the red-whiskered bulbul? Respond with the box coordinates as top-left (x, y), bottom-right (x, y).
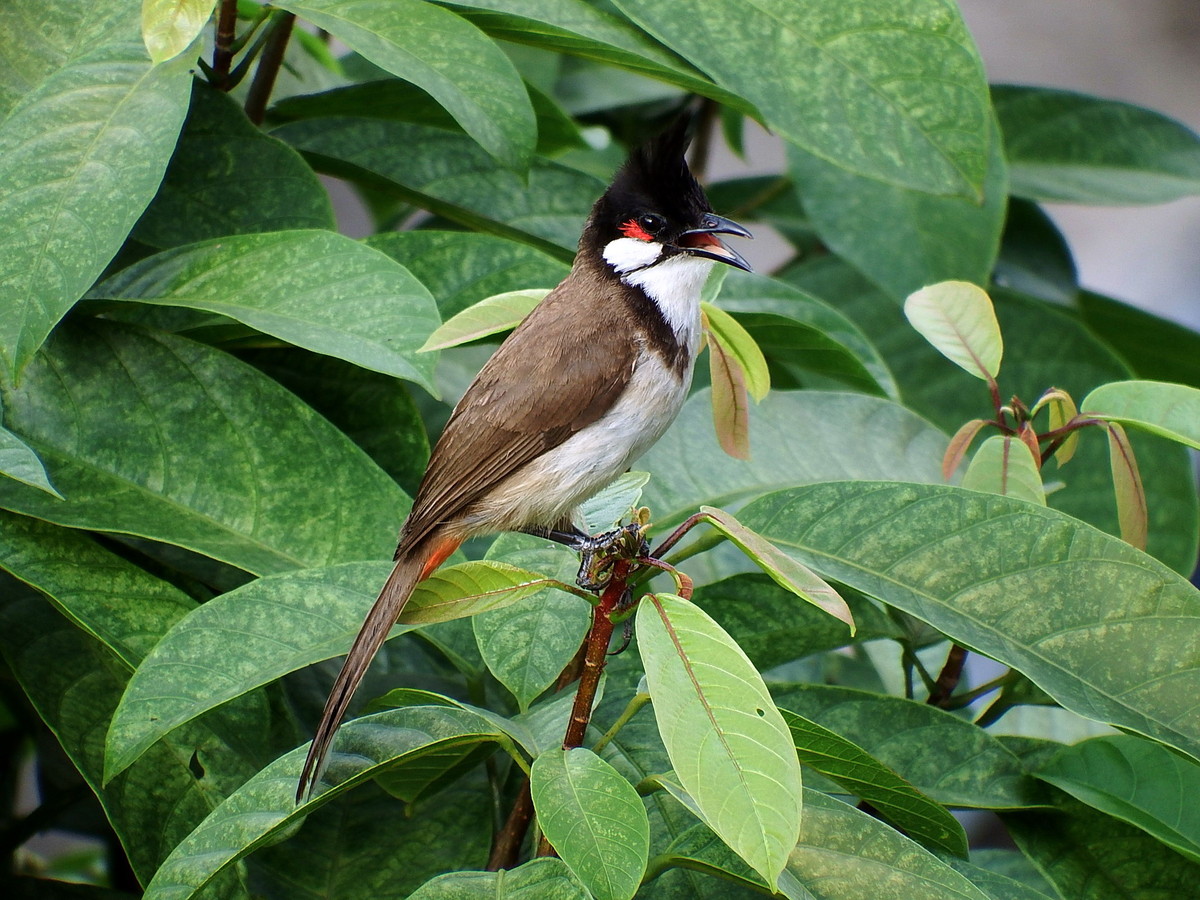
top-left (297, 118), bottom-right (752, 801)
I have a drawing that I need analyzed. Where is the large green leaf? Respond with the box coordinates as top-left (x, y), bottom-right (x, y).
top-left (944, 859), bottom-right (1056, 900)
top-left (408, 858), bottom-right (590, 899)
top-left (782, 710), bottom-right (967, 857)
top-left (638, 592), bottom-right (802, 889)
top-left (134, 82), bottom-right (334, 248)
top-left (773, 685), bottom-right (1041, 809)
top-left (275, 117), bottom-right (602, 259)
top-left (0, 2), bottom-right (193, 377)
top-left (742, 482), bottom-right (1200, 766)
top-left (0, 424), bottom-right (61, 498)
top-left (141, 705), bottom-right (507, 900)
top-left (1035, 734), bottom-right (1200, 864)
top-left (787, 117), bottom-right (1007, 301)
top-left (0, 320), bottom-right (405, 575)
top-left (274, 0), bottom-right (535, 170)
top-left (993, 85), bottom-right (1200, 204)
top-left (366, 230), bottom-right (568, 319)
top-left (91, 230), bottom-right (440, 391)
top-left (1083, 380), bottom-right (1200, 450)
top-left (106, 559), bottom-right (553, 780)
top-left (617, 0), bottom-right (990, 198)
top-left (141, 0), bottom-right (215, 63)
top-left (1006, 799), bottom-right (1200, 900)
top-left (1077, 291), bottom-right (1200, 389)
top-left (640, 390), bottom-right (946, 528)
top-left (532, 747), bottom-right (649, 900)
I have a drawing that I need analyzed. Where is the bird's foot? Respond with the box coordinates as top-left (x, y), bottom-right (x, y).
top-left (573, 521), bottom-right (650, 591)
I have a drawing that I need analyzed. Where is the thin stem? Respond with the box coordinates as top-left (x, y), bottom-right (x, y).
top-left (244, 12), bottom-right (295, 125)
top-left (635, 556), bottom-right (693, 600)
top-left (927, 644), bottom-right (968, 708)
top-left (211, 0), bottom-right (240, 88)
top-left (560, 561), bottom-right (629, 751)
top-left (942, 671), bottom-right (1012, 710)
top-left (592, 693), bottom-right (651, 755)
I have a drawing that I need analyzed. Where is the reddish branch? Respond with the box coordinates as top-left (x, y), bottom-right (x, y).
top-left (211, 0), bottom-right (240, 88)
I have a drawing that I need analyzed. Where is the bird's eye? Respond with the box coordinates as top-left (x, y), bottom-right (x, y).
top-left (638, 213), bottom-right (665, 234)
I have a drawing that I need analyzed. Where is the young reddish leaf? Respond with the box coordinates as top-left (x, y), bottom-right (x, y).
top-left (961, 435), bottom-right (1046, 506)
top-left (1035, 387), bottom-right (1080, 466)
top-left (699, 506), bottom-right (854, 630)
top-left (1017, 422), bottom-right (1042, 470)
top-left (904, 281), bottom-right (1003, 382)
top-left (943, 418), bottom-right (988, 481)
top-left (419, 289), bottom-right (546, 352)
top-left (701, 302), bottom-right (770, 402)
top-left (706, 321), bottom-right (752, 460)
top-left (1106, 422), bottom-right (1148, 551)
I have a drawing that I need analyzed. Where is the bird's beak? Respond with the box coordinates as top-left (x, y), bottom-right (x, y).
top-left (677, 214), bottom-right (753, 272)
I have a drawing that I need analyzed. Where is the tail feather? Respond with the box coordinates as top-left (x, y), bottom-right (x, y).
top-left (296, 542), bottom-right (444, 802)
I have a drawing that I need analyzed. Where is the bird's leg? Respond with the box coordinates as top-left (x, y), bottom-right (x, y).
top-left (522, 519), bottom-right (650, 591)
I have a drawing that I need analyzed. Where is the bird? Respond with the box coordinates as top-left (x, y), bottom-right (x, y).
top-left (297, 116), bottom-right (752, 802)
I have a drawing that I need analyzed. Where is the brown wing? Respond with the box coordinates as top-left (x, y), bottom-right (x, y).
top-left (398, 272), bottom-right (636, 550)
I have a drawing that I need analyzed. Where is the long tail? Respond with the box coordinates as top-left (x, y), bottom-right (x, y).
top-left (296, 535), bottom-right (460, 802)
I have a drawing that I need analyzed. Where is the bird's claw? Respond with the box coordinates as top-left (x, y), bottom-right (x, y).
top-left (574, 520), bottom-right (650, 591)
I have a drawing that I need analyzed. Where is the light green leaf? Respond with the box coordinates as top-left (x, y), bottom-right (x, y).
top-left (142, 0), bottom-right (214, 63)
top-left (944, 858), bottom-right (1056, 900)
top-left (637, 592), bottom-right (802, 888)
top-left (701, 303), bottom-right (769, 402)
top-left (904, 281), bottom-right (1003, 381)
top-left (276, 117), bottom-right (603, 259)
top-left (0, 321), bottom-right (405, 576)
top-left (532, 747), bottom-right (649, 900)
top-left (616, 0), bottom-right (990, 198)
top-left (1083, 380), bottom-right (1200, 450)
top-left (134, 82), bottom-right (335, 248)
top-left (994, 84), bottom-right (1200, 204)
top-left (274, 0), bottom-right (535, 170)
top-left (698, 506), bottom-right (852, 629)
top-left (773, 685), bottom-right (1042, 809)
top-left (742, 482), bottom-right (1200, 767)
top-left (421, 289), bottom-right (546, 352)
top-left (581, 470), bottom-right (649, 532)
top-left (141, 705), bottom-right (507, 900)
top-left (1036, 387), bottom-right (1079, 467)
top-left (787, 116), bottom-right (1007, 301)
top-left (1104, 421), bottom-right (1148, 551)
top-left (105, 559), bottom-right (552, 780)
top-left (961, 435), bottom-right (1046, 506)
top-left (781, 710), bottom-right (967, 857)
top-left (1035, 734), bottom-right (1200, 864)
top-left (91, 230), bottom-right (441, 392)
top-left (408, 858), bottom-right (590, 899)
top-left (0, 425), bottom-right (62, 499)
top-left (641, 390), bottom-right (946, 529)
top-left (0, 8), bottom-right (193, 377)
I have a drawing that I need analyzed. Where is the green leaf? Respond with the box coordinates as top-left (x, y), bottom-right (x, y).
top-left (1035, 734), bottom-right (1200, 864)
top-left (274, 0), bottom-right (535, 170)
top-left (944, 858), bottom-right (1057, 900)
top-left (965, 849), bottom-right (1059, 898)
top-left (408, 858), bottom-right (590, 899)
top-left (616, 0), bottom-right (990, 198)
top-left (0, 7), bottom-right (193, 377)
top-left (772, 684), bottom-right (1041, 809)
top-left (641, 390), bottom-right (946, 530)
top-left (422, 289), bottom-right (546, 351)
top-left (0, 510), bottom-right (194, 667)
top-left (1006, 799), bottom-right (1200, 900)
top-left (134, 81), bottom-right (335, 248)
top-left (637, 592), bottom-right (802, 888)
top-left (713, 272), bottom-right (897, 398)
top-left (698, 506), bottom-right (853, 630)
top-left (532, 747), bottom-right (649, 900)
top-left (141, 705), bottom-right (507, 900)
top-left (742, 482), bottom-right (1200, 767)
top-left (993, 84), bottom-right (1200, 204)
top-left (0, 320), bottom-right (405, 575)
top-left (0, 425), bottom-right (62, 499)
top-left (366, 230), bottom-right (568, 319)
top-left (1083, 380), bottom-right (1200, 450)
top-left (781, 710), bottom-right (967, 857)
top-left (142, 0), bottom-right (215, 63)
top-left (787, 117), bottom-right (1007, 301)
top-left (1077, 291), bottom-right (1200, 389)
top-left (701, 303), bottom-right (769, 402)
top-left (904, 282), bottom-right (1003, 382)
top-left (993, 198), bottom-right (1078, 306)
top-left (705, 319), bottom-right (752, 460)
top-left (105, 559), bottom-right (552, 779)
top-left (961, 435), bottom-right (1046, 506)
top-left (1104, 421), bottom-right (1148, 551)
top-left (91, 230), bottom-right (441, 391)
top-left (275, 117), bottom-right (603, 259)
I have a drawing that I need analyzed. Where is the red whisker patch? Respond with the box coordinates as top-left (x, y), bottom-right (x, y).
top-left (619, 219), bottom-right (653, 242)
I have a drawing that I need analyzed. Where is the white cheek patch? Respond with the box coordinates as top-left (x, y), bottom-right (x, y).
top-left (603, 236), bottom-right (663, 274)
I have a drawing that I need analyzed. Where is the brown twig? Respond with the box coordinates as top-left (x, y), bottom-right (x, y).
top-left (486, 779), bottom-right (534, 870)
top-left (211, 0), bottom-right (240, 89)
top-left (926, 644), bottom-right (968, 708)
top-left (243, 12), bottom-right (295, 125)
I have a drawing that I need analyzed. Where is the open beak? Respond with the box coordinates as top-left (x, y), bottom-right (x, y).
top-left (677, 214), bottom-right (753, 272)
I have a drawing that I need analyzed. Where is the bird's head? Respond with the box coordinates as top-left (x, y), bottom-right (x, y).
top-left (583, 118), bottom-right (753, 281)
